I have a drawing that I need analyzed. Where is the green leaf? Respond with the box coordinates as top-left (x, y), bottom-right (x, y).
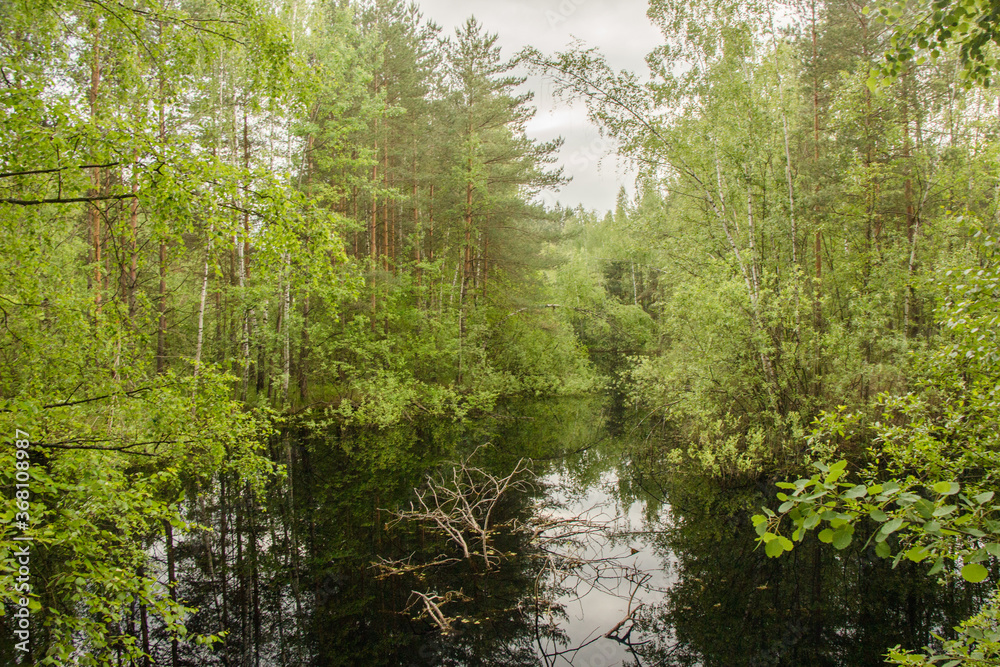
top-left (803, 513), bottom-right (821, 530)
top-left (961, 562), bottom-right (989, 583)
top-left (825, 460), bottom-right (848, 484)
top-left (905, 546), bottom-right (929, 563)
top-left (915, 499), bottom-right (936, 519)
top-left (881, 517), bottom-right (905, 535)
top-left (975, 491), bottom-right (995, 504)
top-left (968, 548), bottom-right (988, 564)
top-left (876, 541), bottom-right (891, 558)
top-left (933, 504), bottom-right (957, 518)
top-left (933, 481), bottom-right (960, 495)
top-left (870, 509), bottom-right (888, 522)
top-left (843, 484), bottom-right (867, 499)
top-left (832, 529), bottom-right (853, 550)
top-left (765, 539), bottom-right (785, 558)
top-left (818, 528), bottom-right (834, 544)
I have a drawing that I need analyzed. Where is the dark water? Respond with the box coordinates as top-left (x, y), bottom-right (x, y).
top-left (161, 395), bottom-right (986, 666)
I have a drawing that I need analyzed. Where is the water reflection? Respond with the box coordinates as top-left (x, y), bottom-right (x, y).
top-left (334, 406), bottom-right (980, 665)
top-left (293, 397), bottom-right (987, 665)
top-left (626, 478), bottom-right (986, 666)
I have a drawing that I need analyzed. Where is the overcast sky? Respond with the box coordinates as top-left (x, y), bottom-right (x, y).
top-left (412, 0), bottom-right (664, 213)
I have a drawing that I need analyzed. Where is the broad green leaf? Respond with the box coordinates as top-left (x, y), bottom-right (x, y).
top-left (765, 539), bottom-right (785, 558)
top-left (975, 491), bottom-right (995, 504)
top-left (914, 499), bottom-right (936, 518)
top-left (818, 528), bottom-right (834, 544)
top-left (826, 460), bottom-right (848, 484)
top-left (961, 563), bottom-right (989, 583)
top-left (968, 548), bottom-right (988, 563)
top-left (843, 484), bottom-right (867, 499)
top-left (881, 517), bottom-right (905, 535)
top-left (933, 504), bottom-right (957, 518)
top-left (932, 481), bottom-right (960, 495)
top-left (832, 529), bottom-right (852, 550)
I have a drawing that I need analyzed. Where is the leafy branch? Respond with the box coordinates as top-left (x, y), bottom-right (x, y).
top-left (753, 460), bottom-right (1000, 584)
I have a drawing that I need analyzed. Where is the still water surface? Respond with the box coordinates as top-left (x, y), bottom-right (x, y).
top-left (299, 396), bottom-right (983, 666)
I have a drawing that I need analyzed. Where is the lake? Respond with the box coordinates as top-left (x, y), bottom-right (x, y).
top-left (176, 395), bottom-right (985, 666)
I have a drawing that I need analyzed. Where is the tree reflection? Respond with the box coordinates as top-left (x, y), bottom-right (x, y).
top-left (165, 397), bottom-right (990, 666)
top-left (627, 479), bottom-right (988, 667)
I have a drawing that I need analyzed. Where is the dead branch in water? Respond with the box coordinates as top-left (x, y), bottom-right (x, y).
top-left (384, 447), bottom-right (533, 571)
top-left (405, 590), bottom-right (471, 634)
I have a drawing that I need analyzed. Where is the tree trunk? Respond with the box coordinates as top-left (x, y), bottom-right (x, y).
top-left (236, 234), bottom-right (250, 400)
top-left (482, 228), bottom-right (488, 300)
top-left (219, 475), bottom-right (231, 663)
top-left (165, 520), bottom-right (180, 667)
top-left (157, 242), bottom-right (167, 374)
top-left (139, 565), bottom-right (150, 667)
top-left (156, 66), bottom-right (167, 374)
top-left (370, 123), bottom-right (379, 331)
top-left (194, 241), bottom-right (210, 377)
top-left (247, 484), bottom-right (262, 667)
top-left (281, 256), bottom-right (290, 405)
top-left (298, 291), bottom-right (309, 402)
top-left (383, 142), bottom-right (389, 272)
top-left (127, 167), bottom-right (138, 322)
top-left (89, 25), bottom-right (102, 315)
top-left (811, 0), bottom-right (823, 396)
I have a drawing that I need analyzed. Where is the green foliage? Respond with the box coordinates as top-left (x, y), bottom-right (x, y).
top-left (757, 229), bottom-right (1000, 663)
top-left (889, 590), bottom-right (1000, 665)
top-left (871, 0), bottom-right (1000, 87)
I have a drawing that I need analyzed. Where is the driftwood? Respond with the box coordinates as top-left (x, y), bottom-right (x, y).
top-left (383, 447), bottom-right (532, 571)
top-left (379, 448), bottom-right (659, 663)
top-left (405, 590), bottom-right (471, 635)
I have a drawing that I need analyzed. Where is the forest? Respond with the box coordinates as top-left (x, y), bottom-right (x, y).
top-left (1, 0), bottom-right (999, 664)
